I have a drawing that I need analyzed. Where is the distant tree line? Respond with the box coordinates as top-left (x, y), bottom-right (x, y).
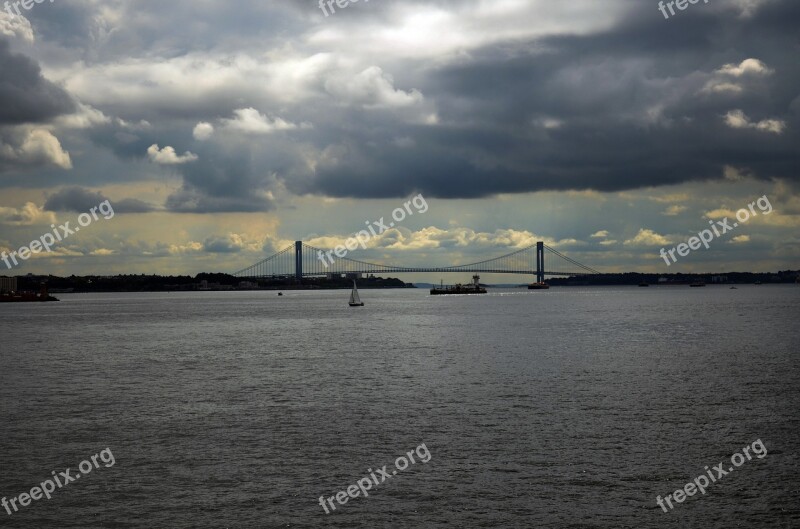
top-left (14, 273), bottom-right (413, 292)
top-left (547, 270), bottom-right (800, 286)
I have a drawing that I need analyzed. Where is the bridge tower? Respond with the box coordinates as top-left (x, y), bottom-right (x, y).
top-left (536, 241), bottom-right (544, 283)
top-left (295, 241), bottom-right (302, 280)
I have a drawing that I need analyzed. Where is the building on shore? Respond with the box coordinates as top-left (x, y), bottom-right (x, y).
top-left (0, 276), bottom-right (17, 294)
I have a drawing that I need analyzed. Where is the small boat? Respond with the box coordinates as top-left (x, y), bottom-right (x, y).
top-left (278, 292), bottom-right (283, 296)
top-left (348, 281), bottom-right (364, 306)
top-left (730, 286), bottom-right (737, 289)
top-left (690, 282), bottom-right (706, 287)
top-left (638, 282), bottom-right (649, 287)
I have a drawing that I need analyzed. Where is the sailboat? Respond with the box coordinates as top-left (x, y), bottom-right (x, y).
top-left (348, 280), bottom-right (364, 307)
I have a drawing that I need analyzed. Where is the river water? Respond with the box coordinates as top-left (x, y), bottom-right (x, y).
top-left (1, 286), bottom-right (798, 528)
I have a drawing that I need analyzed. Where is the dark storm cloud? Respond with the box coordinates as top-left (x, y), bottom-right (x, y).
top-left (45, 186), bottom-right (157, 213)
top-left (44, 186), bottom-right (105, 210)
top-left (22, 0), bottom-right (304, 62)
top-left (165, 150), bottom-right (277, 213)
top-left (83, 120), bottom-right (287, 213)
top-left (14, 0), bottom-right (797, 206)
top-left (0, 38), bottom-right (74, 124)
top-left (297, 0), bottom-right (800, 199)
top-left (113, 198), bottom-right (159, 213)
top-left (86, 121), bottom-right (159, 161)
top-left (203, 235), bottom-right (243, 253)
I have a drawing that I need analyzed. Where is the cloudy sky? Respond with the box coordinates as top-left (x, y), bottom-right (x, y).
top-left (1, 0), bottom-right (798, 280)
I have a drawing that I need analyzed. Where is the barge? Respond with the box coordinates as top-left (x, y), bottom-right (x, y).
top-left (0, 283), bottom-right (59, 302)
top-left (430, 275), bottom-right (487, 295)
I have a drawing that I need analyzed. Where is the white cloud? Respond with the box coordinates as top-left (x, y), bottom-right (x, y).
top-left (0, 202), bottom-right (56, 226)
top-left (624, 229), bottom-right (671, 246)
top-left (0, 9), bottom-right (34, 42)
top-left (730, 235), bottom-right (751, 244)
top-left (700, 81), bottom-right (743, 95)
top-left (193, 122), bottom-right (214, 141)
top-left (55, 102), bottom-right (112, 129)
top-left (305, 226), bottom-right (576, 256)
top-left (724, 110), bottom-right (786, 134)
top-left (220, 108), bottom-right (300, 134)
top-left (590, 230), bottom-right (609, 238)
top-left (167, 241), bottom-right (203, 255)
top-left (0, 128), bottom-right (72, 169)
top-left (662, 205), bottom-right (687, 216)
top-left (716, 58), bottom-right (773, 78)
top-left (723, 165), bottom-right (753, 181)
top-left (308, 1), bottom-right (629, 61)
top-left (705, 208), bottom-right (736, 220)
top-left (539, 117), bottom-right (565, 130)
top-left (700, 58), bottom-right (772, 95)
top-left (147, 144), bottom-right (198, 165)
top-left (89, 248), bottom-right (116, 256)
top-left (324, 66), bottom-right (423, 109)
top-left (648, 193), bottom-right (690, 204)
top-left (117, 118), bottom-right (151, 131)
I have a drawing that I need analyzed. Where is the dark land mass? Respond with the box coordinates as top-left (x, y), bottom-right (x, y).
top-left (421, 270), bottom-right (799, 287)
top-left (10, 273), bottom-right (414, 293)
top-left (6, 270), bottom-right (798, 293)
top-left (545, 270), bottom-right (800, 286)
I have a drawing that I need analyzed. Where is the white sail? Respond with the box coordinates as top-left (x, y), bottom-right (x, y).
top-left (349, 281), bottom-right (361, 304)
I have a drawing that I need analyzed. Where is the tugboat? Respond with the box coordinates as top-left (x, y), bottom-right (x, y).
top-left (0, 282), bottom-right (59, 302)
top-left (430, 275), bottom-right (487, 295)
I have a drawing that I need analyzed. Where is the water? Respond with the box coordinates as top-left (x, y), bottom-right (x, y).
top-left (1, 286), bottom-right (798, 528)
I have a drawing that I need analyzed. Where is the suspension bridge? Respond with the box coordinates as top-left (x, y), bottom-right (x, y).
top-left (233, 241), bottom-right (600, 282)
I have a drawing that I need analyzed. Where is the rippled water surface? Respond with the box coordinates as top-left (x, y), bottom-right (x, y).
top-left (1, 286), bottom-right (799, 528)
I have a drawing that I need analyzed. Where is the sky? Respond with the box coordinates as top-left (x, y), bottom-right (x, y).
top-left (0, 0), bottom-right (798, 282)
